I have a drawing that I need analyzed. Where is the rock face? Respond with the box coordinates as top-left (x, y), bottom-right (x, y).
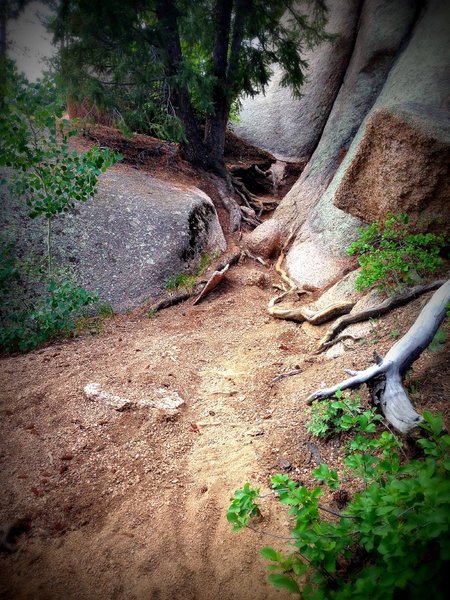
top-left (333, 108), bottom-right (450, 226)
top-left (276, 0), bottom-right (421, 289)
top-left (231, 0), bottom-right (363, 160)
top-left (333, 0), bottom-right (450, 229)
top-left (1, 168), bottom-right (226, 310)
top-left (244, 219), bottom-right (282, 258)
top-left (235, 0), bottom-right (449, 291)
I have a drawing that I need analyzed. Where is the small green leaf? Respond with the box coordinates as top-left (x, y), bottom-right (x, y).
top-left (260, 547), bottom-right (282, 562)
top-left (268, 574), bottom-right (300, 594)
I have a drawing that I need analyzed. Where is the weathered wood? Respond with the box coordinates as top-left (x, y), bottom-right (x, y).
top-left (269, 298), bottom-right (355, 324)
top-left (150, 252), bottom-right (240, 313)
top-left (151, 291), bottom-right (194, 312)
top-left (306, 279), bottom-right (450, 433)
top-left (316, 279), bottom-right (445, 352)
top-left (193, 264), bottom-right (229, 305)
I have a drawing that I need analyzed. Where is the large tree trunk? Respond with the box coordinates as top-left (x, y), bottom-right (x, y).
top-left (204, 0), bottom-right (233, 167)
top-left (155, 0), bottom-right (219, 173)
top-left (306, 280), bottom-right (450, 433)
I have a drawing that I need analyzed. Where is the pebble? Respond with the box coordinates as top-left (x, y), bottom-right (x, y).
top-left (277, 458), bottom-right (292, 472)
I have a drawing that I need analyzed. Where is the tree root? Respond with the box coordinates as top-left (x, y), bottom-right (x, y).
top-left (306, 279), bottom-right (450, 433)
top-left (269, 296), bottom-right (355, 324)
top-left (316, 279), bottom-right (446, 353)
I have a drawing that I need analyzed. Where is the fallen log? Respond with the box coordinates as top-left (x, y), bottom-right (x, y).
top-left (306, 279), bottom-right (450, 434)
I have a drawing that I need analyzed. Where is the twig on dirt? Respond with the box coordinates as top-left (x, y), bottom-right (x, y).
top-left (151, 291), bottom-right (194, 312)
top-left (270, 369), bottom-right (302, 385)
top-left (307, 441), bottom-right (323, 465)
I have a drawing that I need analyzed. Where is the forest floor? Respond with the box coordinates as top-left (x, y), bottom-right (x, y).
top-left (0, 129), bottom-right (448, 600)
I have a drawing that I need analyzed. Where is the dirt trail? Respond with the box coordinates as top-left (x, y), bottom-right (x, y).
top-left (0, 263), bottom-right (448, 600)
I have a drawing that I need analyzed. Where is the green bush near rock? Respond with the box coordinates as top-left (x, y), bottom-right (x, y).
top-left (347, 213), bottom-right (445, 294)
top-left (0, 65), bottom-right (120, 353)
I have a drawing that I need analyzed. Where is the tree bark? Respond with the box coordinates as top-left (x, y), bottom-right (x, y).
top-left (155, 0), bottom-right (215, 172)
top-left (306, 280), bottom-right (450, 433)
top-left (204, 0), bottom-right (233, 165)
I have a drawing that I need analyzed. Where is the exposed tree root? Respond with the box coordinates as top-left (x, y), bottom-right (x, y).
top-left (269, 296), bottom-right (355, 324)
top-left (306, 279), bottom-right (450, 434)
top-left (151, 291), bottom-right (194, 312)
top-left (316, 280), bottom-right (446, 353)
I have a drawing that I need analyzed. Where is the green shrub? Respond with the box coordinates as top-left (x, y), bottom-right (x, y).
top-left (347, 213), bottom-right (445, 294)
top-left (0, 66), bottom-right (120, 352)
top-left (306, 389), bottom-right (382, 439)
top-left (0, 276), bottom-right (98, 353)
top-left (166, 273), bottom-right (197, 292)
top-left (228, 411), bottom-right (450, 599)
top-left (0, 66), bottom-right (120, 277)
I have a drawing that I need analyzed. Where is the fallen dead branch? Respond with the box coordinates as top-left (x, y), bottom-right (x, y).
top-left (316, 279), bottom-right (446, 353)
top-left (270, 369), bottom-right (302, 385)
top-left (193, 264), bottom-right (229, 305)
top-left (151, 291), bottom-right (194, 312)
top-left (306, 279), bottom-right (450, 434)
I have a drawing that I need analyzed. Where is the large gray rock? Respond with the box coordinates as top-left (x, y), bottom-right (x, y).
top-left (275, 0), bottom-right (420, 289)
top-left (1, 168), bottom-right (226, 310)
top-left (333, 0), bottom-right (450, 231)
top-left (244, 219), bottom-right (282, 258)
top-left (231, 0), bottom-right (363, 160)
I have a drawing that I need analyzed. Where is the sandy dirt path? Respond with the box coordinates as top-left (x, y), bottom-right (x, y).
top-left (1, 264), bottom-right (448, 599)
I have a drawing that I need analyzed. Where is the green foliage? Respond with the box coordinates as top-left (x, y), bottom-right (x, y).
top-left (166, 273), bottom-right (197, 293)
top-left (196, 251), bottom-right (218, 275)
top-left (229, 413), bottom-right (450, 599)
top-left (0, 67), bottom-right (120, 220)
top-left (347, 213), bottom-right (445, 294)
top-left (0, 233), bottom-right (101, 352)
top-left (51, 0), bottom-right (329, 151)
top-left (306, 389), bottom-right (382, 439)
top-left (0, 66), bottom-right (119, 352)
top-left (429, 303), bottom-right (450, 353)
top-left (227, 482), bottom-right (261, 532)
top-left (0, 275), bottom-right (98, 353)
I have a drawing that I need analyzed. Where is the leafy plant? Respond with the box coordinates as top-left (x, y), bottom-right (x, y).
top-left (0, 275), bottom-right (98, 353)
top-left (306, 389), bottom-right (381, 439)
top-left (0, 66), bottom-right (120, 353)
top-left (0, 66), bottom-right (121, 277)
top-left (429, 304), bottom-right (448, 354)
top-left (229, 411), bottom-right (450, 599)
top-left (166, 273), bottom-right (197, 293)
top-left (347, 213), bottom-right (445, 294)
top-left (227, 482), bottom-right (261, 531)
top-left (165, 252), bottom-right (219, 293)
